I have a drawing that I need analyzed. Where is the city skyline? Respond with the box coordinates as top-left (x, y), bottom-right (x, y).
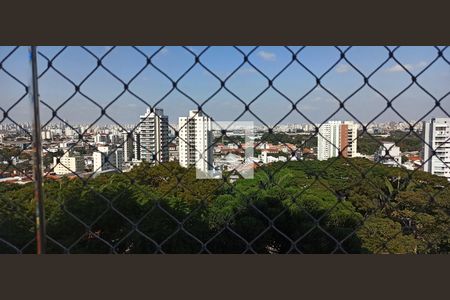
top-left (2, 105), bottom-right (448, 181)
top-left (1, 46), bottom-right (449, 125)
top-left (0, 117), bottom-right (429, 136)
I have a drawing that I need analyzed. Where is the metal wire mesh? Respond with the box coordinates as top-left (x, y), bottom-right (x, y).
top-left (0, 46), bottom-right (449, 253)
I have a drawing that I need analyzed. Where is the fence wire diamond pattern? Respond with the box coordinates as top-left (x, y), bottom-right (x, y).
top-left (0, 46), bottom-right (449, 254)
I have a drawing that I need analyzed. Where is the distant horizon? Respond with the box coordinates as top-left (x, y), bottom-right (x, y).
top-left (0, 115), bottom-right (443, 128)
top-left (0, 117), bottom-right (439, 128)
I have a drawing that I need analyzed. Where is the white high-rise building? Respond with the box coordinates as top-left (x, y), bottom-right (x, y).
top-left (133, 130), bottom-right (141, 161)
top-left (53, 152), bottom-right (84, 175)
top-left (374, 142), bottom-right (402, 167)
top-left (93, 146), bottom-right (124, 173)
top-left (137, 108), bottom-right (169, 163)
top-left (317, 121), bottom-right (358, 161)
top-left (178, 110), bottom-right (213, 174)
top-left (422, 118), bottom-right (450, 180)
top-left (122, 131), bottom-right (134, 162)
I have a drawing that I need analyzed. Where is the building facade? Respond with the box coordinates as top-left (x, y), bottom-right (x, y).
top-left (374, 142), bottom-right (402, 167)
top-left (137, 108), bottom-right (169, 163)
top-left (178, 110), bottom-right (213, 174)
top-left (133, 130), bottom-right (141, 161)
top-left (317, 121), bottom-right (358, 161)
top-left (93, 146), bottom-right (124, 173)
top-left (168, 142), bottom-right (179, 162)
top-left (53, 152), bottom-right (84, 175)
top-left (122, 131), bottom-right (134, 162)
top-left (422, 118), bottom-right (450, 180)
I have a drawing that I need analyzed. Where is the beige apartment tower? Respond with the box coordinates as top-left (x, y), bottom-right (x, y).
top-left (317, 121), bottom-right (358, 161)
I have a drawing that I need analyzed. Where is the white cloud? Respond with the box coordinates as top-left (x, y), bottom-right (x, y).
top-left (335, 63), bottom-right (351, 73)
top-left (299, 104), bottom-right (316, 111)
top-left (417, 61), bottom-right (428, 68)
top-left (257, 50), bottom-right (276, 61)
top-left (386, 64), bottom-right (413, 72)
top-left (238, 67), bottom-right (257, 74)
top-left (385, 61), bottom-right (429, 73)
top-left (159, 48), bottom-right (169, 55)
top-left (152, 48), bottom-right (169, 60)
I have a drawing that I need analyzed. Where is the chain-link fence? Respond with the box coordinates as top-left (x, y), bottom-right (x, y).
top-left (0, 46), bottom-right (449, 254)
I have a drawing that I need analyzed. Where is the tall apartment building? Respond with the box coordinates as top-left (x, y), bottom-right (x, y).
top-left (178, 110), bottom-right (214, 174)
top-left (422, 118), bottom-right (450, 180)
top-left (53, 152), bottom-right (84, 175)
top-left (93, 146), bottom-right (124, 173)
top-left (122, 131), bottom-right (134, 162)
top-left (137, 108), bottom-right (169, 163)
top-left (133, 131), bottom-right (141, 161)
top-left (317, 121), bottom-right (358, 161)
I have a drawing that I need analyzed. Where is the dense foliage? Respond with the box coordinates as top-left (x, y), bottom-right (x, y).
top-left (0, 147), bottom-right (32, 174)
top-left (0, 159), bottom-right (448, 253)
top-left (357, 131), bottom-right (422, 155)
top-left (259, 132), bottom-right (317, 148)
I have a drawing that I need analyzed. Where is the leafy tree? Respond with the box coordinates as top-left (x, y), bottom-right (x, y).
top-left (0, 157), bottom-right (448, 254)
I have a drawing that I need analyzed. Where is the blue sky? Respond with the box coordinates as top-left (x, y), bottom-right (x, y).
top-left (1, 46), bottom-right (449, 127)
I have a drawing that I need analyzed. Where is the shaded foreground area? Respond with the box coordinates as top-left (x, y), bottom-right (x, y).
top-left (1, 158), bottom-right (449, 253)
